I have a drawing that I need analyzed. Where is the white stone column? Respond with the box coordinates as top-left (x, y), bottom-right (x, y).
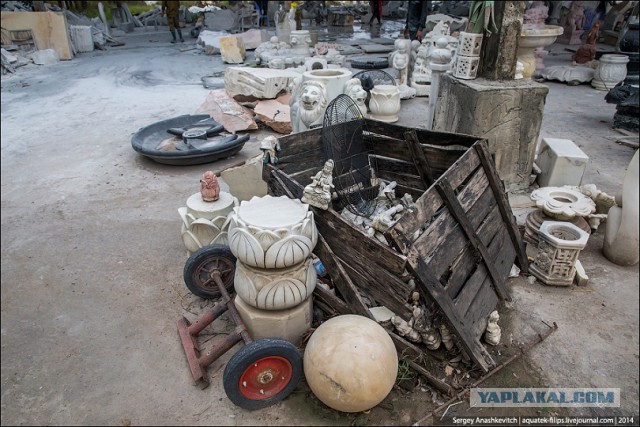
top-left (426, 37), bottom-right (452, 131)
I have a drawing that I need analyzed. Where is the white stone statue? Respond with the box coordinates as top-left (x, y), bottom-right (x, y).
top-left (484, 310), bottom-right (501, 346)
top-left (302, 159), bottom-right (335, 210)
top-left (260, 135), bottom-right (281, 164)
top-left (371, 204), bottom-right (404, 233)
top-left (439, 323), bottom-right (455, 351)
top-left (343, 78), bottom-right (367, 116)
top-left (391, 38), bottom-right (411, 86)
top-left (411, 45), bottom-right (431, 96)
top-left (293, 79), bottom-right (328, 132)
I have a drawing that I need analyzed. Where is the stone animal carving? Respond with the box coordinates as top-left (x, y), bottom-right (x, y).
top-left (260, 135), bottom-right (281, 165)
top-left (200, 171), bottom-right (220, 202)
top-left (343, 78), bottom-right (367, 116)
top-left (484, 310), bottom-right (501, 346)
top-left (301, 159), bottom-right (335, 210)
top-left (295, 80), bottom-right (328, 132)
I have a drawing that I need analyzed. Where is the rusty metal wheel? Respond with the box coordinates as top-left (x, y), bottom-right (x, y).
top-left (183, 244), bottom-right (236, 298)
top-left (223, 338), bottom-right (302, 410)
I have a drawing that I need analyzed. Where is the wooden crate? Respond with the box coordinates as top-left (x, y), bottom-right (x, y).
top-left (262, 119), bottom-right (528, 372)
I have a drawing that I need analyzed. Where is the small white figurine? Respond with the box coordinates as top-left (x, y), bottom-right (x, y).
top-left (260, 135), bottom-right (281, 165)
top-left (302, 159), bottom-right (335, 210)
top-left (484, 310), bottom-right (501, 346)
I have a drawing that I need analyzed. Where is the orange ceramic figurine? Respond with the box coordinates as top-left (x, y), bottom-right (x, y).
top-left (200, 171), bottom-right (220, 202)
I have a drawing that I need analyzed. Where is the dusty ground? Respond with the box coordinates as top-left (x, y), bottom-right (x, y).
top-left (1, 19), bottom-right (638, 426)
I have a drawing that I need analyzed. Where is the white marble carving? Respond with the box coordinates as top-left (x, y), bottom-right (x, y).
top-left (371, 205), bottom-right (404, 233)
top-left (439, 324), bottom-right (455, 351)
top-left (369, 84), bottom-right (401, 123)
top-left (343, 78), bottom-right (368, 116)
top-left (259, 135), bottom-right (281, 165)
top-left (224, 67), bottom-right (302, 100)
top-left (530, 186), bottom-right (596, 220)
top-left (530, 221), bottom-right (590, 286)
top-left (591, 54), bottom-right (629, 91)
top-left (410, 45), bottom-right (431, 96)
top-left (302, 68), bottom-right (353, 104)
top-left (289, 30), bottom-right (313, 56)
top-left (234, 257), bottom-right (316, 310)
top-left (292, 79), bottom-right (328, 132)
top-left (178, 191), bottom-right (238, 254)
top-left (457, 31), bottom-right (483, 57)
top-left (538, 65), bottom-right (594, 85)
top-left (515, 60), bottom-right (525, 79)
top-left (302, 160), bottom-right (335, 210)
top-left (603, 150), bottom-right (639, 266)
top-left (391, 39), bottom-right (411, 86)
top-left (228, 195), bottom-right (318, 269)
top-left (484, 310), bottom-right (501, 346)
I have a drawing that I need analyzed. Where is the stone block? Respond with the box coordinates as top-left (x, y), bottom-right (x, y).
top-left (536, 137), bottom-right (589, 187)
top-left (194, 88), bottom-right (257, 133)
top-left (433, 74), bottom-right (549, 192)
top-left (219, 35), bottom-right (245, 64)
top-left (234, 294), bottom-right (313, 345)
top-left (31, 49), bottom-right (59, 65)
top-left (220, 154), bottom-right (268, 202)
top-left (224, 67), bottom-right (302, 100)
top-left (239, 28), bottom-right (269, 50)
top-left (69, 25), bottom-right (94, 53)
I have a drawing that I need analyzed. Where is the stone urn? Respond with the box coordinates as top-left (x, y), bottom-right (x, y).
top-left (302, 68), bottom-right (353, 103)
top-left (517, 25), bottom-right (564, 78)
top-left (369, 84), bottom-right (401, 123)
top-left (530, 221), bottom-right (590, 286)
top-left (227, 195), bottom-right (318, 269)
top-left (592, 54), bottom-right (630, 91)
top-left (289, 30), bottom-right (312, 56)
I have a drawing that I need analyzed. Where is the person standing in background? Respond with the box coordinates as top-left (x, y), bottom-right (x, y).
top-left (368, 0), bottom-right (382, 26)
top-left (161, 0), bottom-right (184, 43)
top-left (405, 0), bottom-right (432, 41)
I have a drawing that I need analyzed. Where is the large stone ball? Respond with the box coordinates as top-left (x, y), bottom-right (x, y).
top-left (303, 315), bottom-right (398, 412)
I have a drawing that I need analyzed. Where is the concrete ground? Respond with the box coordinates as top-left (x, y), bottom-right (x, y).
top-left (1, 19), bottom-right (638, 426)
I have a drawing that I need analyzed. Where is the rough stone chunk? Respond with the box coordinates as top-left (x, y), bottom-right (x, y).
top-left (254, 99), bottom-right (291, 134)
top-left (224, 66), bottom-right (302, 100)
top-left (219, 35), bottom-right (245, 64)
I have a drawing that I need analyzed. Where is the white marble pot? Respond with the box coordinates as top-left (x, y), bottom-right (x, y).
top-left (530, 221), bottom-right (590, 286)
top-left (289, 30), bottom-right (312, 56)
top-left (591, 54), bottom-right (629, 91)
top-left (369, 84), bottom-right (401, 123)
top-left (302, 68), bottom-right (353, 103)
top-left (234, 258), bottom-right (316, 310)
top-left (457, 31), bottom-right (483, 57)
top-left (178, 191), bottom-right (238, 254)
top-left (228, 195), bottom-right (318, 269)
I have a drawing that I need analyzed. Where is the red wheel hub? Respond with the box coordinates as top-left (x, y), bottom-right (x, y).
top-left (238, 356), bottom-right (293, 400)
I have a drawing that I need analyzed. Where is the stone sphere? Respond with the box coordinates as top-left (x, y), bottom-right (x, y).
top-left (303, 315), bottom-right (398, 412)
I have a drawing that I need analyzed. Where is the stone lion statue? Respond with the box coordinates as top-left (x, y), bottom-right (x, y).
top-left (294, 80), bottom-right (328, 133)
top-left (344, 78), bottom-right (367, 116)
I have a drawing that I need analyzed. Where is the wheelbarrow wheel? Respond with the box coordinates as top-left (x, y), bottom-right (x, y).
top-left (223, 338), bottom-right (302, 410)
top-left (183, 244), bottom-right (236, 298)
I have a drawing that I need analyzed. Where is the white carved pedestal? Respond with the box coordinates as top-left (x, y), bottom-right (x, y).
top-left (530, 221), bottom-right (590, 286)
top-left (178, 191), bottom-right (238, 255)
top-left (228, 195), bottom-right (319, 343)
top-left (369, 85), bottom-right (401, 123)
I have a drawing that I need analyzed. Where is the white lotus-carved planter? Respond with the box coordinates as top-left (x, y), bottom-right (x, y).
top-left (591, 54), bottom-right (629, 91)
top-left (228, 195), bottom-right (318, 269)
top-left (178, 191), bottom-right (238, 254)
top-left (530, 186), bottom-right (595, 220)
top-left (369, 85), bottom-right (401, 123)
top-left (234, 258), bottom-right (316, 310)
top-left (530, 221), bottom-right (590, 286)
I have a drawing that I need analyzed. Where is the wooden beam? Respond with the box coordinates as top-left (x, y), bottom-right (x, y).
top-left (405, 130), bottom-right (435, 188)
top-left (473, 142), bottom-right (529, 273)
top-left (435, 178), bottom-right (511, 302)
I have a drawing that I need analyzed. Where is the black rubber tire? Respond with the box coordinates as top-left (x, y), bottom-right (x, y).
top-left (350, 56), bottom-right (390, 70)
top-left (183, 244), bottom-right (236, 299)
top-left (223, 338), bottom-right (303, 410)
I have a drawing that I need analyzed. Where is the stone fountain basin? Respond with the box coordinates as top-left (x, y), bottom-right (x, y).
top-left (519, 25), bottom-right (564, 48)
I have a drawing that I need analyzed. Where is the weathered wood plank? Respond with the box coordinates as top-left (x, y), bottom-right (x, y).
top-left (389, 331), bottom-right (424, 362)
top-left (454, 263), bottom-right (489, 316)
top-left (313, 207), bottom-right (407, 275)
top-left (276, 127), bottom-right (324, 157)
top-left (314, 233), bottom-right (373, 319)
top-left (409, 257), bottom-right (494, 372)
top-left (466, 277), bottom-right (499, 340)
top-left (435, 179), bottom-right (511, 302)
top-left (474, 142), bottom-right (529, 273)
top-left (407, 360), bottom-right (455, 396)
top-left (405, 130), bottom-right (435, 188)
top-left (364, 119), bottom-right (480, 147)
top-left (313, 285), bottom-right (351, 315)
top-left (340, 261), bottom-right (412, 320)
top-left (278, 147), bottom-right (326, 175)
top-left (288, 166), bottom-right (321, 187)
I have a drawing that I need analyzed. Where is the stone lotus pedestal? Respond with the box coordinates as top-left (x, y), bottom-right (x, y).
top-left (178, 191), bottom-right (238, 254)
top-left (234, 258), bottom-right (316, 310)
top-left (530, 221), bottom-right (590, 286)
top-left (592, 54), bottom-right (630, 91)
top-left (530, 186), bottom-right (596, 220)
top-left (369, 85), bottom-right (401, 123)
top-left (234, 295), bottom-right (313, 345)
top-left (228, 195), bottom-right (318, 269)
top-left (524, 208), bottom-right (591, 248)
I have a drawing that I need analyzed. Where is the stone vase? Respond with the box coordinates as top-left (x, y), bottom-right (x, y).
top-left (592, 54), bottom-right (630, 91)
top-left (530, 221), bottom-right (590, 286)
top-left (457, 31), bottom-right (483, 57)
top-left (302, 68), bottom-right (353, 103)
top-left (369, 85), bottom-right (401, 123)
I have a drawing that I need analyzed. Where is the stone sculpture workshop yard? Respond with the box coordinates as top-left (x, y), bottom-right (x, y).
top-left (1, 2), bottom-right (639, 426)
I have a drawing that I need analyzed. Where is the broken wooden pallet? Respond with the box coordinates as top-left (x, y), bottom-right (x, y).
top-left (263, 119), bottom-right (528, 373)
